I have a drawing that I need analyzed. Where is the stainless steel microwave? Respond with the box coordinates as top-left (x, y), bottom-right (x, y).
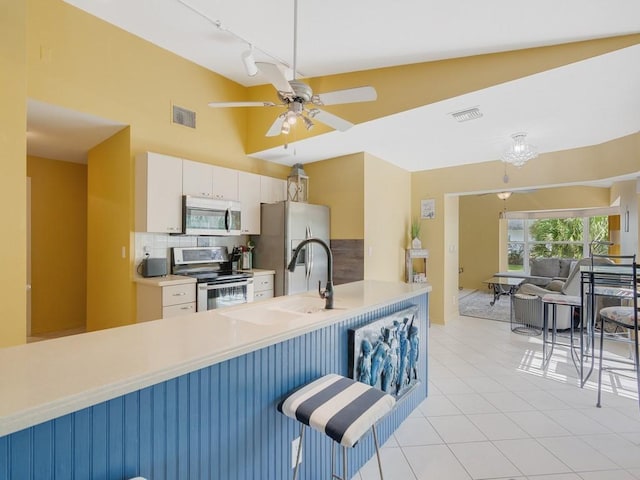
top-left (182, 195), bottom-right (241, 236)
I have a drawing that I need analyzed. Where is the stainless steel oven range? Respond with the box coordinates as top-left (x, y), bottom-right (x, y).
top-left (172, 246), bottom-right (254, 311)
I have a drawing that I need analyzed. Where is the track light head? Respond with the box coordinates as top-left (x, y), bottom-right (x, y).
top-left (241, 48), bottom-right (258, 76)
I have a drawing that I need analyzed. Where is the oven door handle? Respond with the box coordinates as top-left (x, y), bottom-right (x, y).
top-left (198, 281), bottom-right (248, 291)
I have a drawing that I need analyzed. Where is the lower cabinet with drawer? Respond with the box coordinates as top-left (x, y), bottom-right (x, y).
top-left (252, 272), bottom-right (274, 302)
top-left (137, 280), bottom-right (196, 322)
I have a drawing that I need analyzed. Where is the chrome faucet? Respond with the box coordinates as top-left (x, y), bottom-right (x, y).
top-left (287, 237), bottom-right (334, 309)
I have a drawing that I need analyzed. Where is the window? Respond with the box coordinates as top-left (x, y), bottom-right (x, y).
top-left (507, 215), bottom-right (609, 272)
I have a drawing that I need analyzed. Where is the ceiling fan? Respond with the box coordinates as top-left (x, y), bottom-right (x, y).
top-left (207, 0), bottom-right (377, 137)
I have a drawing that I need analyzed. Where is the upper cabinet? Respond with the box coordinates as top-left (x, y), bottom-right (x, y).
top-left (238, 172), bottom-right (261, 235)
top-left (260, 176), bottom-right (287, 204)
top-left (183, 160), bottom-right (238, 200)
top-left (136, 152), bottom-right (284, 235)
top-left (212, 166), bottom-right (239, 200)
top-left (182, 159), bottom-right (213, 198)
top-left (135, 152), bottom-right (183, 233)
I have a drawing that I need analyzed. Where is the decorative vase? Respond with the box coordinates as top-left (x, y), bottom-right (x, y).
top-left (411, 237), bottom-right (422, 249)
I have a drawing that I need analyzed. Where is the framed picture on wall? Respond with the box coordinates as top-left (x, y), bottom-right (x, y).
top-left (421, 198), bottom-right (435, 219)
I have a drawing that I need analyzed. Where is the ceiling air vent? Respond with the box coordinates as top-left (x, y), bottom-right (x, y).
top-left (172, 105), bottom-right (196, 129)
top-left (450, 107), bottom-right (483, 123)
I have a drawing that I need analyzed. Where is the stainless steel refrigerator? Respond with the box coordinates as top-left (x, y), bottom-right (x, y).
top-left (253, 201), bottom-right (330, 297)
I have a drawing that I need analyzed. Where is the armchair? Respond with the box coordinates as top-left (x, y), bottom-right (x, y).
top-left (515, 257), bottom-right (614, 330)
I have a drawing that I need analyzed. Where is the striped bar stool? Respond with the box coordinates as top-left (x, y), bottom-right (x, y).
top-left (278, 373), bottom-right (396, 480)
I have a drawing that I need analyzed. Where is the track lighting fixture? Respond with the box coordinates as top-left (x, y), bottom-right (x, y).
top-left (241, 46), bottom-right (258, 77)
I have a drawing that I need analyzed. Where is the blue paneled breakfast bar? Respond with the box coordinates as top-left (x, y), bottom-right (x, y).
top-left (0, 280), bottom-right (430, 479)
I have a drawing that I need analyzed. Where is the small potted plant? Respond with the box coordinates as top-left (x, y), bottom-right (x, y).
top-left (410, 218), bottom-right (422, 249)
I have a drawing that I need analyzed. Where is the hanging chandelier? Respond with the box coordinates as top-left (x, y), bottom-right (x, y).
top-left (502, 132), bottom-right (538, 167)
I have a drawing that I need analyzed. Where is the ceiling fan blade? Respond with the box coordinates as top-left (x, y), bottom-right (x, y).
top-left (255, 62), bottom-right (294, 95)
top-left (313, 86), bottom-right (377, 106)
top-left (208, 101), bottom-right (276, 108)
top-left (266, 115), bottom-right (286, 137)
top-left (309, 109), bottom-right (354, 132)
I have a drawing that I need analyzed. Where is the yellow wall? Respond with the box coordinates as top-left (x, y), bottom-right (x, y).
top-left (0, 0), bottom-right (27, 346)
top-left (363, 153), bottom-right (411, 281)
top-left (20, 0), bottom-right (289, 338)
top-left (27, 156), bottom-right (87, 333)
top-left (87, 128), bottom-right (134, 331)
top-left (305, 152), bottom-right (411, 282)
top-left (459, 186), bottom-right (612, 292)
top-left (305, 153), bottom-right (365, 239)
top-left (27, 0), bottom-right (288, 178)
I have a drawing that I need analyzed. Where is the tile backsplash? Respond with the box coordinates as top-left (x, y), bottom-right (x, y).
top-left (133, 233), bottom-right (249, 275)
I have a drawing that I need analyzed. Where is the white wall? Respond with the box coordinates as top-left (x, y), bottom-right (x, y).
top-left (611, 180), bottom-right (639, 256)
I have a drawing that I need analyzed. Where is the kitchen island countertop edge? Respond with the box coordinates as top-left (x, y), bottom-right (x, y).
top-left (0, 280), bottom-right (430, 437)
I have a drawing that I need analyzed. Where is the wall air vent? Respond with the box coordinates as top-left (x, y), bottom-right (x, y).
top-left (172, 105), bottom-right (196, 129)
top-left (450, 107), bottom-right (483, 123)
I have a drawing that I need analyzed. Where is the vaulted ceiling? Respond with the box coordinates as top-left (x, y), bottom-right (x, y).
top-left (48, 1), bottom-right (640, 173)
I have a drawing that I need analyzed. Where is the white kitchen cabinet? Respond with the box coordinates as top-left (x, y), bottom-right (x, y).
top-left (183, 160), bottom-right (239, 200)
top-left (238, 171), bottom-right (261, 234)
top-left (137, 279), bottom-right (196, 321)
top-left (252, 271), bottom-right (274, 302)
top-left (182, 159), bottom-right (214, 198)
top-left (260, 176), bottom-right (287, 203)
top-left (135, 152), bottom-right (183, 233)
top-left (212, 165), bottom-right (239, 200)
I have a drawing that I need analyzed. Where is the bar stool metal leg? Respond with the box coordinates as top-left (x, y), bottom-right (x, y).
top-left (293, 424), bottom-right (305, 480)
top-left (596, 317), bottom-right (605, 408)
top-left (331, 442), bottom-right (349, 480)
top-left (331, 441), bottom-right (335, 479)
top-left (343, 445), bottom-right (348, 480)
top-left (635, 329), bottom-right (640, 412)
top-left (372, 424), bottom-right (384, 480)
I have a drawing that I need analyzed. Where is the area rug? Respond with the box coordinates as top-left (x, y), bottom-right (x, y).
top-left (458, 289), bottom-right (510, 323)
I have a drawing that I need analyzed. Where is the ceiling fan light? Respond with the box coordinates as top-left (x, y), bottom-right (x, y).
top-left (302, 116), bottom-right (314, 131)
top-left (281, 122), bottom-right (290, 134)
top-left (496, 191), bottom-right (512, 200)
top-left (286, 111), bottom-right (298, 125)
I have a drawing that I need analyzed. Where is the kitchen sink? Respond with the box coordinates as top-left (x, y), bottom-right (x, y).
top-left (220, 297), bottom-right (341, 326)
top-left (270, 298), bottom-right (328, 315)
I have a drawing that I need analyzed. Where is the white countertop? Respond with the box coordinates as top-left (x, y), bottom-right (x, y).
top-left (0, 280), bottom-right (430, 437)
top-left (134, 274), bottom-right (196, 286)
top-left (246, 268), bottom-right (276, 276)
top-left (134, 271), bottom-right (274, 286)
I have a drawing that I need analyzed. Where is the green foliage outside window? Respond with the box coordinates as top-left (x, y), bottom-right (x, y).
top-left (528, 216), bottom-right (609, 259)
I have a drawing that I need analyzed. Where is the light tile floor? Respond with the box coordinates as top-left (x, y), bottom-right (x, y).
top-left (354, 315), bottom-right (640, 480)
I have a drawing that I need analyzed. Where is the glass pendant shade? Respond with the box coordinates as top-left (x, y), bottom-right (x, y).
top-left (502, 132), bottom-right (538, 167)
